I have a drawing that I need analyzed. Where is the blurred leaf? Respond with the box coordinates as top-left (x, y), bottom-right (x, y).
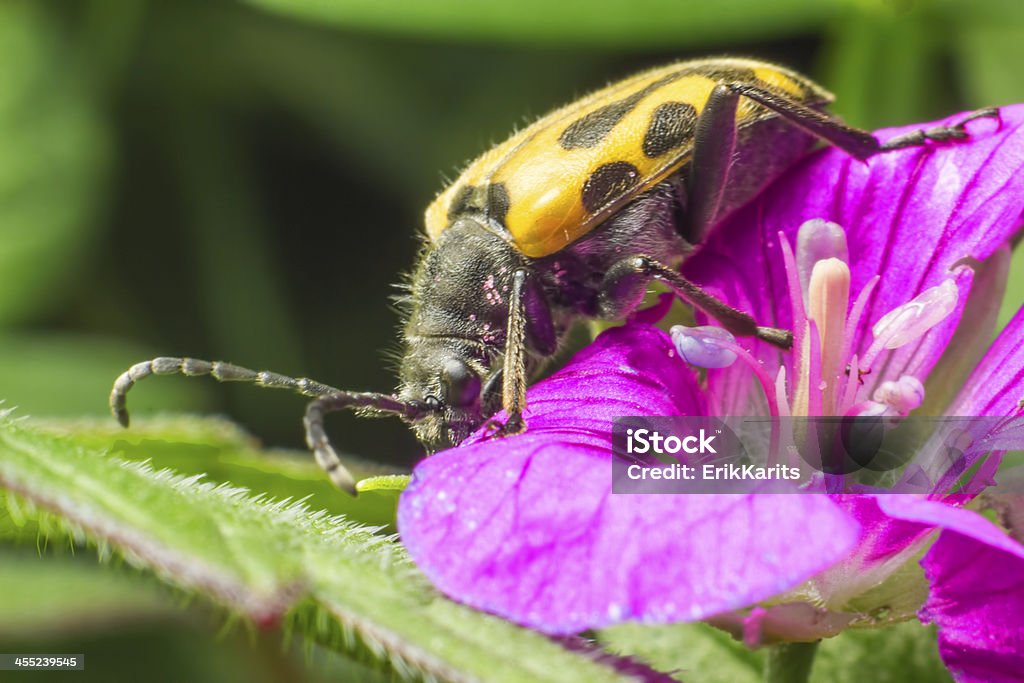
top-left (599, 622), bottom-right (762, 683)
top-left (241, 0), bottom-right (849, 47)
top-left (813, 622), bottom-right (951, 682)
top-left (0, 549), bottom-right (174, 640)
top-left (0, 1), bottom-right (110, 323)
top-left (0, 416), bottom-right (648, 683)
top-left (947, 0), bottom-right (1024, 106)
top-left (952, 21), bottom-right (1024, 107)
top-left (820, 5), bottom-right (951, 129)
top-left (1002, 247), bottom-right (1024, 332)
top-left (0, 334), bottom-right (209, 418)
top-left (163, 112), bottom-right (306, 425)
top-left (599, 619), bottom-right (952, 683)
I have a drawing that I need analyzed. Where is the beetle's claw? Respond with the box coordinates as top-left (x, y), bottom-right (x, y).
top-left (484, 415), bottom-right (526, 440)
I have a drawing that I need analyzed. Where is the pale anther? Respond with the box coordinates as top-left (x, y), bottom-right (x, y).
top-left (872, 279), bottom-right (959, 349)
top-left (872, 375), bottom-right (925, 416)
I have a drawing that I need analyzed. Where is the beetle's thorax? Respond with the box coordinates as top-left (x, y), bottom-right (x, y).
top-left (398, 219), bottom-right (528, 449)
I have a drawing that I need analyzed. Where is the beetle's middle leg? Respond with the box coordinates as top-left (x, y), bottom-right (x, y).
top-left (598, 255), bottom-right (792, 349)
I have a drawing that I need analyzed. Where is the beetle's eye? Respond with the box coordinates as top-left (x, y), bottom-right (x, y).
top-left (440, 359), bottom-right (481, 407)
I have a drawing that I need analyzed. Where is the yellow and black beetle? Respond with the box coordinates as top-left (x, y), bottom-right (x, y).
top-left (110, 57), bottom-right (995, 493)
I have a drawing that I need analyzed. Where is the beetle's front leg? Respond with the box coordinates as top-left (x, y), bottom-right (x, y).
top-left (492, 268), bottom-right (531, 437)
top-left (598, 255), bottom-right (792, 349)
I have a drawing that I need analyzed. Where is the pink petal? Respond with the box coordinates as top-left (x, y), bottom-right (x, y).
top-left (398, 325), bottom-right (861, 633)
top-left (878, 496), bottom-right (1024, 683)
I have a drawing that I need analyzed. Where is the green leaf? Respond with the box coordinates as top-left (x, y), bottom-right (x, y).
top-left (820, 5), bottom-right (953, 129)
top-left (0, 333), bottom-right (210, 418)
top-left (812, 622), bottom-right (952, 683)
top-left (599, 619), bottom-right (952, 683)
top-left (241, 0), bottom-right (849, 47)
top-left (599, 621), bottom-right (763, 683)
top-left (0, 416), bottom-right (644, 683)
top-left (35, 416), bottom-right (403, 529)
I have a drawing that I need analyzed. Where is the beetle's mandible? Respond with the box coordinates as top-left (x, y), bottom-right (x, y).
top-left (110, 57), bottom-right (998, 493)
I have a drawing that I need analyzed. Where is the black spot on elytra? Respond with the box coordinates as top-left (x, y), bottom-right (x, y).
top-left (447, 185), bottom-right (475, 221)
top-left (447, 183), bottom-right (511, 226)
top-left (642, 101), bottom-right (698, 158)
top-left (486, 183), bottom-right (510, 225)
top-left (559, 93), bottom-right (646, 150)
top-left (559, 73), bottom-right (681, 150)
top-left (581, 162), bottom-right (640, 213)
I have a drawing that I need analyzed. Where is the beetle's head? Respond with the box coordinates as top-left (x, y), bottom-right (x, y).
top-left (397, 338), bottom-right (502, 451)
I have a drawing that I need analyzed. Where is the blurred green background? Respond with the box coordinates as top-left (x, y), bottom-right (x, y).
top-left (1, 0), bottom-right (1022, 679)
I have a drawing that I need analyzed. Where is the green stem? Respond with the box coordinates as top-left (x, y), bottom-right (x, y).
top-left (764, 641), bottom-right (819, 683)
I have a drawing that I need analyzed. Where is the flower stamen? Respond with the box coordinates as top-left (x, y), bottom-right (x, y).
top-left (807, 258), bottom-right (851, 413)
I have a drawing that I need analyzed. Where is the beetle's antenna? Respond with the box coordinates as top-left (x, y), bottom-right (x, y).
top-left (110, 357), bottom-right (343, 426)
top-left (109, 357), bottom-right (424, 495)
top-left (304, 392), bottom-right (426, 495)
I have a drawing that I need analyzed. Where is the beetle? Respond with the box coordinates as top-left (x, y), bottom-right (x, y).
top-left (110, 57), bottom-right (996, 494)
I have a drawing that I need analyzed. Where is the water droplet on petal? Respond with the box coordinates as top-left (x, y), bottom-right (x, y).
top-left (872, 279), bottom-right (959, 349)
top-left (670, 325), bottom-right (738, 368)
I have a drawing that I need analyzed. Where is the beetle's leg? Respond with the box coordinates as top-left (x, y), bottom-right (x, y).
top-left (687, 83), bottom-right (998, 243)
top-left (110, 357), bottom-right (422, 495)
top-left (495, 268), bottom-right (531, 436)
top-left (875, 108), bottom-right (1001, 152)
top-left (599, 255), bottom-right (792, 349)
top-left (687, 83), bottom-right (740, 244)
top-left (721, 82), bottom-right (999, 161)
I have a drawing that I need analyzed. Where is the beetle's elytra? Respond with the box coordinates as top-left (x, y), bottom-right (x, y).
top-left (110, 57), bottom-right (998, 494)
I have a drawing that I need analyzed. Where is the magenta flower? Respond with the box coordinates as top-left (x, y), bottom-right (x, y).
top-left (398, 106), bottom-right (1024, 681)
